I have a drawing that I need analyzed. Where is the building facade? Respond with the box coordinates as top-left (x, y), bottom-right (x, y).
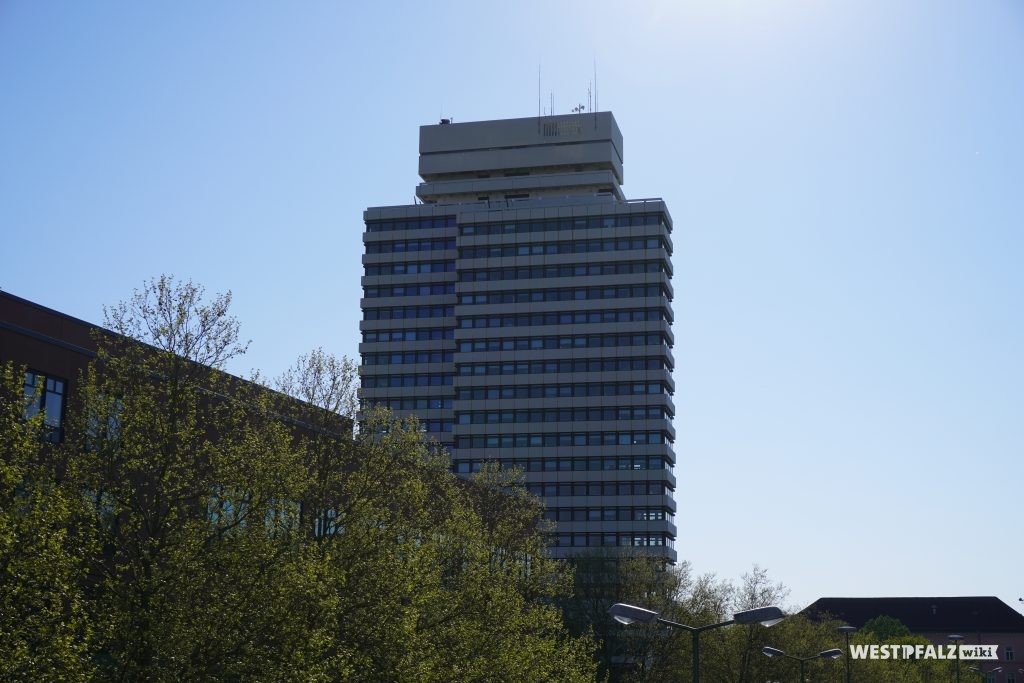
top-left (803, 597), bottom-right (1024, 683)
top-left (359, 112), bottom-right (677, 560)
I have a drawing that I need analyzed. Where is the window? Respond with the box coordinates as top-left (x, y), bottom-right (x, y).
top-left (23, 371), bottom-right (66, 443)
top-left (314, 508), bottom-right (342, 537)
top-left (1006, 646), bottom-right (1014, 661)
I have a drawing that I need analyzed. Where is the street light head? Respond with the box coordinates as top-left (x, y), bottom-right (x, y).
top-left (762, 646), bottom-right (786, 658)
top-left (608, 603), bottom-right (660, 626)
top-left (820, 648), bottom-right (844, 660)
top-left (947, 634), bottom-right (966, 641)
top-left (838, 625), bottom-right (857, 634)
top-left (992, 667), bottom-right (1003, 673)
top-left (735, 605), bottom-right (785, 626)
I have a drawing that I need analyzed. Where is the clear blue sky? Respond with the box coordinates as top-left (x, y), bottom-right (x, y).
top-left (2, 1), bottom-right (1021, 611)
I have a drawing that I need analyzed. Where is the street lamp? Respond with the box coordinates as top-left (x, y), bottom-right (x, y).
top-left (762, 646), bottom-right (843, 683)
top-left (608, 603), bottom-right (784, 683)
top-left (949, 634), bottom-right (966, 683)
top-left (968, 665), bottom-right (1003, 681)
top-left (838, 625), bottom-right (857, 683)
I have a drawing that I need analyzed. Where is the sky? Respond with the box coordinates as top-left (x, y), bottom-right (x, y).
top-left (1, 1), bottom-right (1022, 612)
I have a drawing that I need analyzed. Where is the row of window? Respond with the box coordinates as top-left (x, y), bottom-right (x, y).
top-left (459, 284), bottom-right (668, 306)
top-left (544, 508), bottom-right (672, 522)
top-left (455, 406), bottom-right (670, 425)
top-left (366, 216), bottom-right (456, 232)
top-left (458, 333), bottom-right (669, 354)
top-left (369, 397), bottom-right (452, 410)
top-left (460, 261), bottom-right (667, 282)
top-left (525, 481), bottom-right (672, 497)
top-left (455, 382), bottom-right (668, 401)
top-left (362, 351), bottom-right (454, 366)
top-left (455, 431), bottom-right (672, 449)
top-left (459, 236), bottom-right (667, 260)
top-left (450, 454), bottom-right (671, 474)
top-left (365, 261), bottom-right (455, 276)
top-left (365, 284), bottom-right (455, 298)
top-left (362, 373), bottom-right (454, 388)
top-left (456, 357), bottom-right (669, 376)
top-left (420, 420), bottom-right (451, 433)
top-left (362, 328), bottom-right (454, 343)
top-left (549, 533), bottom-right (669, 548)
top-left (363, 305), bottom-right (454, 320)
top-left (365, 238), bottom-right (455, 254)
top-left (460, 213), bottom-right (664, 236)
top-left (458, 309), bottom-right (667, 329)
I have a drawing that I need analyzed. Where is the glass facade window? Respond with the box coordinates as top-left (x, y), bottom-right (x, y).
top-left (460, 213), bottom-right (664, 236)
top-left (455, 382), bottom-right (668, 400)
top-left (543, 508), bottom-right (671, 522)
top-left (455, 357), bottom-right (669, 377)
top-left (457, 308), bottom-right (668, 329)
top-left (455, 406), bottom-right (670, 425)
top-left (450, 455), bottom-right (670, 473)
top-left (365, 261), bottom-right (455, 276)
top-left (366, 216), bottom-right (456, 232)
top-left (458, 284), bottom-right (668, 305)
top-left (458, 333), bottom-right (669, 353)
top-left (454, 431), bottom-right (671, 449)
top-left (364, 283), bottom-right (455, 298)
top-left (365, 238), bottom-right (455, 254)
top-left (524, 482), bottom-right (672, 497)
top-left (362, 329), bottom-right (454, 342)
top-left (459, 236), bottom-right (668, 259)
top-left (369, 397), bottom-right (453, 410)
top-left (459, 260), bottom-right (667, 282)
top-left (361, 374), bottom-right (454, 388)
top-left (23, 370), bottom-right (66, 443)
top-left (363, 305), bottom-right (454, 320)
top-left (362, 351), bottom-right (454, 365)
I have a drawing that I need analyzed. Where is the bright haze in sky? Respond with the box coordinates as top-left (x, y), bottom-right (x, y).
top-left (1, 1), bottom-right (1021, 611)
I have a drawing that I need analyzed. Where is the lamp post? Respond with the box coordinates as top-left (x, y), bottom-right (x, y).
top-left (949, 634), bottom-right (966, 683)
top-left (608, 603), bottom-right (784, 683)
top-left (838, 625), bottom-right (857, 683)
top-left (968, 665), bottom-right (1003, 680)
top-left (762, 646), bottom-right (843, 683)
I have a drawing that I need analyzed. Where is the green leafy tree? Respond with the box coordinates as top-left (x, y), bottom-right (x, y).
top-left (273, 350), bottom-right (597, 681)
top-left (66, 276), bottom-right (321, 680)
top-left (862, 614), bottom-right (912, 641)
top-left (0, 362), bottom-right (95, 681)
top-left (5, 276), bottom-right (598, 680)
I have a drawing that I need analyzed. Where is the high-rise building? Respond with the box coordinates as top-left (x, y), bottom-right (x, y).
top-left (359, 112), bottom-right (676, 560)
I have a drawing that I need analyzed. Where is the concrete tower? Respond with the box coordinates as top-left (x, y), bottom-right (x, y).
top-left (360, 112), bottom-right (676, 560)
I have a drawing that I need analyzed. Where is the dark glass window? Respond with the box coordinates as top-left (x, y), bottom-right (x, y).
top-left (23, 371), bottom-right (65, 443)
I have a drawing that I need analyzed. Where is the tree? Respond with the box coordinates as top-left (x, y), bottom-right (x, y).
top-left (271, 350), bottom-right (597, 681)
top-left (0, 362), bottom-right (94, 681)
top-left (40, 275), bottom-right (597, 680)
top-left (67, 276), bottom-right (319, 680)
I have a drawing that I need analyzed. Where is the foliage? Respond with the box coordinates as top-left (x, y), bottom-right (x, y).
top-left (0, 362), bottom-right (94, 681)
top-left (0, 276), bottom-right (596, 681)
top-left (862, 614), bottom-right (912, 641)
top-left (565, 556), bottom-right (956, 683)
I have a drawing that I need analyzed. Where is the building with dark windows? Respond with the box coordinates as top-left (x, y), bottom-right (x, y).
top-left (803, 597), bottom-right (1024, 683)
top-left (359, 112), bottom-right (677, 560)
